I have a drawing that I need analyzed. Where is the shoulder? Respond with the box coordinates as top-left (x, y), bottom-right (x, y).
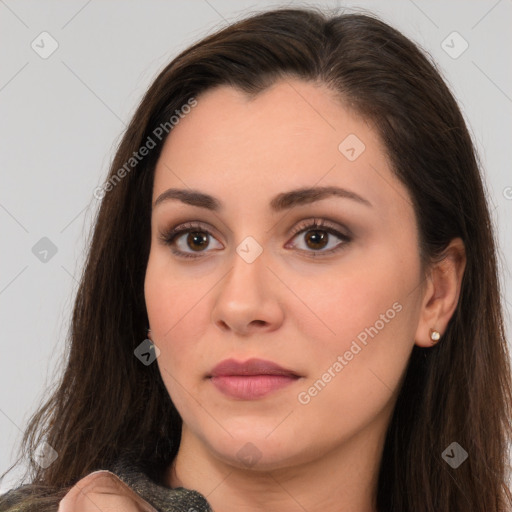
top-left (58, 470), bottom-right (158, 512)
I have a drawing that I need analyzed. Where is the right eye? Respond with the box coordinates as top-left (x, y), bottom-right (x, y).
top-left (159, 222), bottom-right (223, 259)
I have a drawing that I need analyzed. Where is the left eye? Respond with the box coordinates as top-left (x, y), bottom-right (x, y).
top-left (286, 224), bottom-right (351, 255)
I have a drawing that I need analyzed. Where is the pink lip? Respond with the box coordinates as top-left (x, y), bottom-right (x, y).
top-left (208, 358), bottom-right (301, 400)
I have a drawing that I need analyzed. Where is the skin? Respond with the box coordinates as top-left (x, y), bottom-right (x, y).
top-left (58, 472), bottom-right (157, 511)
top-left (143, 78), bottom-right (466, 512)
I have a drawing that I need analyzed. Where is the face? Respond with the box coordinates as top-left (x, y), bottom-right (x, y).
top-left (144, 78), bottom-right (425, 471)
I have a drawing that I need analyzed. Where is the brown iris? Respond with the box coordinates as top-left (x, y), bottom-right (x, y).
top-left (304, 230), bottom-right (328, 250)
top-left (187, 231), bottom-right (209, 251)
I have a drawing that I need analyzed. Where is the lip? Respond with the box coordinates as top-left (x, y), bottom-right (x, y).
top-left (208, 358), bottom-right (301, 400)
top-left (210, 358), bottom-right (299, 378)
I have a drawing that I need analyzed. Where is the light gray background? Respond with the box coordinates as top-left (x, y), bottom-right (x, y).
top-left (1, 0), bottom-right (511, 491)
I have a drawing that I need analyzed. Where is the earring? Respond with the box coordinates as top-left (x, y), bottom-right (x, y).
top-left (430, 329), bottom-right (441, 344)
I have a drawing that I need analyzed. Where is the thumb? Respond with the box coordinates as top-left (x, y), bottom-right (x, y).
top-left (58, 470), bottom-right (158, 512)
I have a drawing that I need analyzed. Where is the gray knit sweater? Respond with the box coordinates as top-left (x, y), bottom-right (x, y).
top-left (0, 455), bottom-right (213, 512)
top-left (107, 455), bottom-right (212, 512)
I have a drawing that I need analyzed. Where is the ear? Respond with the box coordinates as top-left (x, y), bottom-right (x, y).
top-left (414, 238), bottom-right (466, 347)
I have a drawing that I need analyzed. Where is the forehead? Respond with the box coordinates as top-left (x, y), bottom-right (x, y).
top-left (152, 79), bottom-right (409, 217)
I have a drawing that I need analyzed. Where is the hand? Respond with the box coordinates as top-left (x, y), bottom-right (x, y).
top-left (58, 470), bottom-right (158, 512)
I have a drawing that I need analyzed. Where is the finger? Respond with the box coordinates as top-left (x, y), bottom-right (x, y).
top-left (58, 471), bottom-right (158, 512)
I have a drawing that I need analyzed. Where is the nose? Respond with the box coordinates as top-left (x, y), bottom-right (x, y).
top-left (210, 248), bottom-right (285, 336)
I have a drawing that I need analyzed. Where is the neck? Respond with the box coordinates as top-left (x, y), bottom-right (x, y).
top-left (165, 417), bottom-right (389, 512)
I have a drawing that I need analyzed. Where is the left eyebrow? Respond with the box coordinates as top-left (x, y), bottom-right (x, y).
top-left (269, 186), bottom-right (372, 211)
top-left (152, 185), bottom-right (372, 211)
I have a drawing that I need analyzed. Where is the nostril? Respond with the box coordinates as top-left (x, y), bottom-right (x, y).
top-left (218, 320), bottom-right (229, 329)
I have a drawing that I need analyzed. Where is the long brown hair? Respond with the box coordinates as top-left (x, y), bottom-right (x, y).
top-left (2, 6), bottom-right (511, 511)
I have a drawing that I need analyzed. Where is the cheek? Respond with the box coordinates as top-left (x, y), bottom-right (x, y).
top-left (144, 257), bottom-right (205, 371)
top-left (297, 264), bottom-right (419, 433)
top-left (290, 250), bottom-right (414, 353)
top-left (147, 279), bottom-right (209, 413)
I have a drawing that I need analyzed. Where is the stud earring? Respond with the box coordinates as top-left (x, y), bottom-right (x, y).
top-left (430, 329), bottom-right (441, 344)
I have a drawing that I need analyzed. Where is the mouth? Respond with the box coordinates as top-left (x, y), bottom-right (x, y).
top-left (208, 358), bottom-right (301, 400)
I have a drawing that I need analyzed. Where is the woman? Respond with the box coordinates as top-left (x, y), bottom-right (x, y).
top-left (1, 6), bottom-right (511, 512)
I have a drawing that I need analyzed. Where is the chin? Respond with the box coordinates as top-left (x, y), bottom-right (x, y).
top-left (203, 429), bottom-right (309, 472)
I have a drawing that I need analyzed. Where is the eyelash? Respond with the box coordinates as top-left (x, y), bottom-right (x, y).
top-left (158, 218), bottom-right (352, 260)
